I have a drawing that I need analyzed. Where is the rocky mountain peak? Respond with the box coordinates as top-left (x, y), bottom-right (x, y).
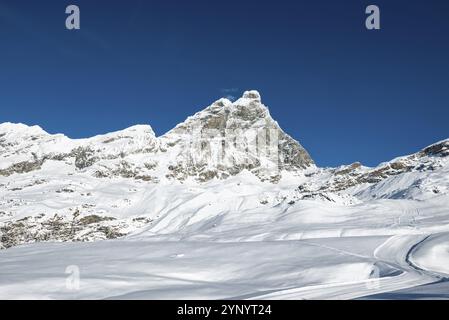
top-left (160, 90), bottom-right (314, 182)
top-left (242, 90), bottom-right (262, 101)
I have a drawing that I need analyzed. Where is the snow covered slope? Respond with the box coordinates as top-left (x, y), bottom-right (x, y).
top-left (0, 90), bottom-right (448, 299)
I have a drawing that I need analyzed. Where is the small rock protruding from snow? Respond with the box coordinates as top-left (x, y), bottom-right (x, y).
top-left (242, 90), bottom-right (262, 102)
top-left (421, 139), bottom-right (449, 157)
top-left (212, 98), bottom-right (233, 108)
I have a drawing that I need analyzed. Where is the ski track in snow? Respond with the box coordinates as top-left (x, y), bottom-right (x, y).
top-left (245, 234), bottom-right (448, 300)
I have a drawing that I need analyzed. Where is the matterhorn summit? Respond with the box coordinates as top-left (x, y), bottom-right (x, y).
top-left (160, 90), bottom-right (314, 182)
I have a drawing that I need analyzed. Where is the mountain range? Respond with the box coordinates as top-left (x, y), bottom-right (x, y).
top-left (0, 90), bottom-right (448, 299)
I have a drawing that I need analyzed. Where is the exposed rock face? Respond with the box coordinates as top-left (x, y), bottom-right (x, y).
top-left (421, 140), bottom-right (449, 157)
top-left (0, 159), bottom-right (45, 176)
top-left (73, 147), bottom-right (98, 170)
top-left (161, 91), bottom-right (314, 181)
top-left (0, 213), bottom-right (151, 249)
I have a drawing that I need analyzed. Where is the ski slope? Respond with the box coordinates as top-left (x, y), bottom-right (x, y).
top-left (0, 232), bottom-right (448, 299)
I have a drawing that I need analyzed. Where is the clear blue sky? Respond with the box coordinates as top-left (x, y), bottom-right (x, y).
top-left (0, 0), bottom-right (448, 167)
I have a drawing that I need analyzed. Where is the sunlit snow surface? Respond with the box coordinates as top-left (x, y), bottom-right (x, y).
top-left (1, 232), bottom-right (448, 299)
top-left (1, 170), bottom-right (449, 299)
top-left (1, 93), bottom-right (449, 299)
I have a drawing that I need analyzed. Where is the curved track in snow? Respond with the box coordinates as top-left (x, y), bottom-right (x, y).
top-left (407, 233), bottom-right (449, 280)
top-left (247, 233), bottom-right (448, 300)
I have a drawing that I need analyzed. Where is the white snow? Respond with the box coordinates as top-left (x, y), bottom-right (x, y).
top-left (410, 233), bottom-right (449, 277)
top-left (1, 91), bottom-right (449, 299)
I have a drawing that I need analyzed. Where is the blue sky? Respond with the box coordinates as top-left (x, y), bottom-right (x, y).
top-left (0, 0), bottom-right (448, 167)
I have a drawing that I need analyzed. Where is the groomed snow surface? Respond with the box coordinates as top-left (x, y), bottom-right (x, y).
top-left (1, 232), bottom-right (448, 299)
top-left (1, 188), bottom-right (449, 300)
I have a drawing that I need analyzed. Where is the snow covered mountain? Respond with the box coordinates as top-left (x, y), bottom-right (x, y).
top-left (0, 90), bottom-right (315, 247)
top-left (0, 90), bottom-right (448, 248)
top-left (1, 90), bottom-right (449, 299)
top-left (0, 90), bottom-right (313, 183)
